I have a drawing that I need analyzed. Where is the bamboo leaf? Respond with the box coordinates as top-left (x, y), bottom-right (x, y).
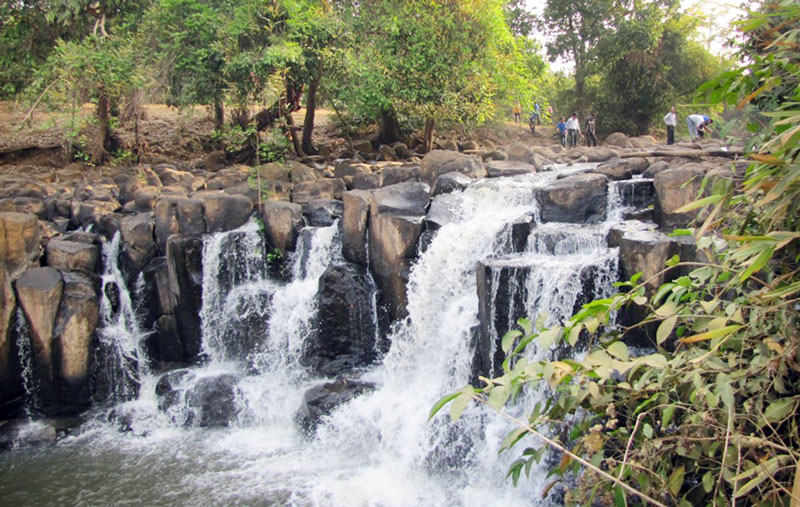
top-left (674, 194), bottom-right (723, 213)
top-left (679, 325), bottom-right (743, 344)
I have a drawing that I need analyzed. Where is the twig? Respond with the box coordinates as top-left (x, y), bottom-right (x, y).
top-left (732, 439), bottom-right (742, 506)
top-left (619, 412), bottom-right (644, 481)
top-left (472, 394), bottom-right (668, 507)
top-left (716, 404), bottom-right (734, 499)
top-left (19, 80), bottom-right (56, 128)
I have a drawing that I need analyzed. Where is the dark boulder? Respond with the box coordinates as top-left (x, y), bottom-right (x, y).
top-left (302, 199), bottom-right (344, 227)
top-left (302, 263), bottom-right (379, 375)
top-left (420, 150), bottom-right (485, 185)
top-left (184, 374), bottom-right (241, 427)
top-left (432, 171), bottom-right (472, 196)
top-left (296, 378), bottom-right (376, 434)
top-left (537, 174), bottom-right (608, 224)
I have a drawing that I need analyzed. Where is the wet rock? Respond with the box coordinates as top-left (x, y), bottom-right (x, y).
top-left (341, 190), bottom-right (371, 266)
top-left (643, 161), bottom-right (670, 178)
top-left (0, 269), bottom-right (21, 411)
top-left (420, 150), bottom-right (485, 185)
top-left (0, 419), bottom-right (57, 450)
top-left (185, 374), bottom-right (241, 427)
top-left (370, 181), bottom-right (431, 216)
top-left (614, 179), bottom-right (655, 210)
top-left (52, 271), bottom-right (99, 412)
top-left (120, 213), bottom-right (156, 279)
top-left (619, 229), bottom-right (686, 295)
top-left (653, 165), bottom-right (705, 231)
top-left (302, 199), bottom-right (343, 227)
top-left (302, 263), bottom-right (379, 375)
top-left (424, 194), bottom-right (462, 230)
top-left (292, 178), bottom-right (346, 205)
top-left (45, 240), bottom-right (99, 272)
top-left (166, 236), bottom-right (204, 360)
top-left (296, 378), bottom-right (376, 434)
top-left (606, 220), bottom-right (656, 249)
top-left (261, 201), bottom-right (304, 251)
top-left (196, 191), bottom-right (253, 233)
top-left (486, 160), bottom-right (536, 178)
top-left (380, 165), bottom-right (420, 186)
top-left (155, 369), bottom-right (194, 413)
top-left (15, 267), bottom-right (63, 400)
top-left (432, 171), bottom-right (472, 196)
top-left (537, 173), bottom-right (608, 224)
top-left (0, 212), bottom-right (41, 280)
top-left (369, 213), bottom-right (423, 321)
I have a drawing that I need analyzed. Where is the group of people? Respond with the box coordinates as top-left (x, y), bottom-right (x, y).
top-left (556, 112), bottom-right (597, 148)
top-left (663, 107), bottom-right (714, 144)
top-left (515, 102), bottom-right (714, 147)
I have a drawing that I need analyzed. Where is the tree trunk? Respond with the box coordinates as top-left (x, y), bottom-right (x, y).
top-left (301, 76), bottom-right (319, 156)
top-left (213, 97), bottom-right (224, 131)
top-left (285, 111), bottom-right (305, 158)
top-left (89, 88), bottom-right (111, 164)
top-left (379, 110), bottom-right (402, 145)
top-left (423, 117), bottom-right (435, 154)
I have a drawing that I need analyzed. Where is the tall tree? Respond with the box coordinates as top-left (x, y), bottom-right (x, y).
top-left (539, 0), bottom-right (617, 112)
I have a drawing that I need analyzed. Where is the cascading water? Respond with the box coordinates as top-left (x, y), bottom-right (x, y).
top-left (93, 232), bottom-right (150, 403)
top-left (0, 166), bottom-right (639, 507)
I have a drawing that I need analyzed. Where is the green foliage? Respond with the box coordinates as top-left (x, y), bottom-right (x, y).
top-left (432, 2), bottom-right (800, 505)
top-left (328, 0), bottom-right (542, 131)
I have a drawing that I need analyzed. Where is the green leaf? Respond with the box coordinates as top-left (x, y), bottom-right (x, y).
top-left (657, 315), bottom-right (678, 345)
top-left (518, 317), bottom-right (532, 335)
top-left (655, 301), bottom-right (677, 318)
top-left (642, 423), bottom-right (653, 439)
top-left (500, 427), bottom-right (528, 452)
top-left (488, 384), bottom-right (511, 410)
top-left (449, 392), bottom-right (471, 422)
top-left (428, 392), bottom-right (460, 420)
top-left (535, 327), bottom-right (560, 350)
top-left (639, 354), bottom-right (668, 369)
top-left (762, 398), bottom-right (796, 425)
top-left (661, 405), bottom-right (675, 431)
top-left (739, 245), bottom-right (774, 282)
top-left (501, 330), bottom-right (523, 353)
top-left (567, 325), bottom-right (582, 347)
top-left (674, 194), bottom-right (723, 213)
top-left (607, 342), bottom-right (629, 361)
top-left (668, 465), bottom-right (685, 497)
top-left (665, 254), bottom-right (680, 267)
top-left (702, 471), bottom-right (714, 493)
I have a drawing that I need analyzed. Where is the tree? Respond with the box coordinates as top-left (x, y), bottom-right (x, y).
top-left (539, 0), bottom-right (618, 113)
top-left (591, 5), bottom-right (720, 135)
top-left (330, 0), bottom-right (540, 150)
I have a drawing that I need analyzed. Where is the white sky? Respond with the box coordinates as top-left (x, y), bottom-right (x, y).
top-left (526, 0), bottom-right (750, 72)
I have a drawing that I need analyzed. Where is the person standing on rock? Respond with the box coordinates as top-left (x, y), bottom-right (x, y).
top-left (566, 113), bottom-right (580, 148)
top-left (513, 102), bottom-right (521, 123)
top-left (686, 113), bottom-right (707, 140)
top-left (663, 107), bottom-right (677, 145)
top-left (584, 113), bottom-right (597, 147)
top-left (534, 102), bottom-right (541, 124)
top-left (557, 116), bottom-right (567, 147)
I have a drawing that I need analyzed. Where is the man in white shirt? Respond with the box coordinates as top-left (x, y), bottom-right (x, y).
top-left (566, 113), bottom-right (580, 148)
top-left (663, 107), bottom-right (677, 145)
top-left (686, 114), bottom-right (706, 140)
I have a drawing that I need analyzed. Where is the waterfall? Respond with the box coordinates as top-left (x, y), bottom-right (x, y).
top-left (0, 167), bottom-right (636, 507)
top-left (15, 308), bottom-right (38, 415)
top-left (94, 232), bottom-right (149, 403)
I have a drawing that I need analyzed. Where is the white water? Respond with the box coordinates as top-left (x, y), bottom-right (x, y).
top-left (2, 167), bottom-right (635, 506)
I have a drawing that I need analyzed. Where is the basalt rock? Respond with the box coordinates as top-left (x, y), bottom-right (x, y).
top-left (432, 171), bottom-right (472, 196)
top-left (302, 199), bottom-right (343, 227)
top-left (296, 378), bottom-right (376, 434)
top-left (153, 197), bottom-right (206, 252)
top-left (0, 269), bottom-right (21, 413)
top-left (196, 191), bottom-right (253, 233)
top-left (0, 212), bottom-right (41, 280)
top-left (292, 178), bottom-right (346, 205)
top-left (653, 165), bottom-right (706, 231)
top-left (485, 160), bottom-right (536, 178)
top-left (380, 165), bottom-right (420, 186)
top-left (0, 197), bottom-right (47, 219)
top-left (537, 174), bottom-right (608, 224)
top-left (166, 236), bottom-right (204, 360)
top-left (302, 263), bottom-right (380, 375)
top-left (341, 190), bottom-right (371, 266)
top-left (119, 213), bottom-right (157, 279)
top-left (370, 181), bottom-right (431, 216)
top-left (261, 201), bottom-right (304, 251)
top-left (45, 240), bottom-right (99, 273)
top-left (185, 374), bottom-right (241, 427)
top-left (593, 157), bottom-right (649, 180)
top-left (70, 199), bottom-right (121, 229)
top-left (420, 150), bottom-right (485, 185)
top-left (369, 213), bottom-right (423, 322)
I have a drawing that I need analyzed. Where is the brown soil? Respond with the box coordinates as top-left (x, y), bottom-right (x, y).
top-left (0, 101), bottom-right (557, 179)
